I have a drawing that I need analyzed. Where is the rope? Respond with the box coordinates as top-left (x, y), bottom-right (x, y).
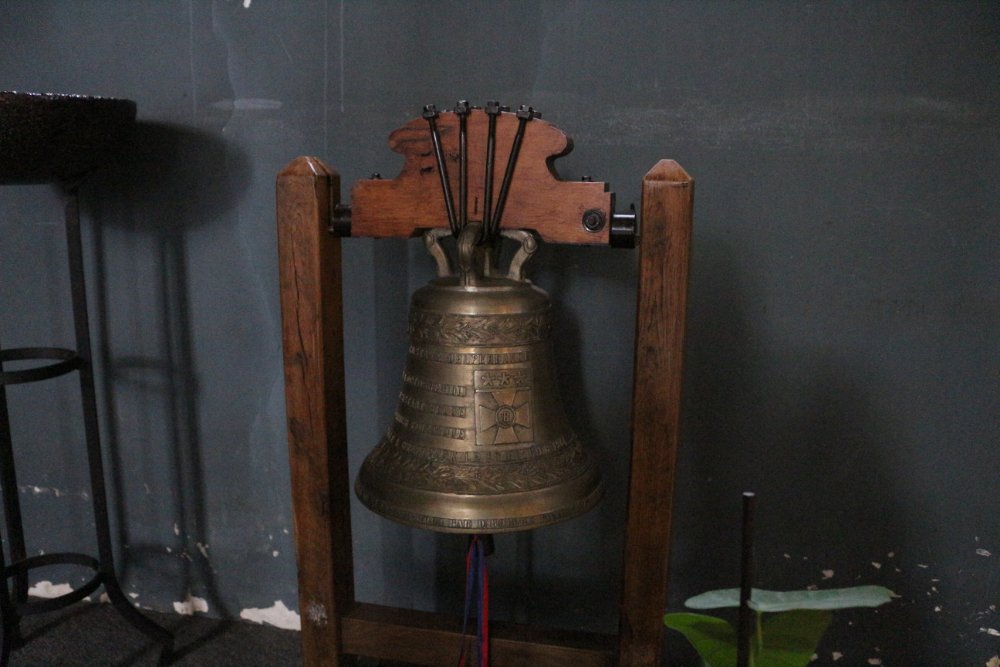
top-left (457, 535), bottom-right (490, 667)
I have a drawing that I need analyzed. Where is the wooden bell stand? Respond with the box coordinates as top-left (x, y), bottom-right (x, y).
top-left (276, 109), bottom-right (693, 666)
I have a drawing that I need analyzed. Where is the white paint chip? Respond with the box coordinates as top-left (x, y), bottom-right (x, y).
top-left (197, 542), bottom-right (209, 558)
top-left (28, 581), bottom-right (73, 598)
top-left (242, 0), bottom-right (252, 7)
top-left (272, 550), bottom-right (280, 557)
top-left (871, 561), bottom-right (882, 570)
top-left (173, 593), bottom-right (209, 616)
top-left (174, 523), bottom-right (180, 536)
top-left (934, 606), bottom-right (942, 612)
top-left (306, 602), bottom-right (328, 626)
top-left (821, 569), bottom-right (834, 580)
top-left (240, 600), bottom-right (301, 631)
top-left (976, 548), bottom-right (992, 557)
top-left (832, 652), bottom-right (843, 661)
top-left (981, 627), bottom-right (1000, 637)
top-left (868, 659), bottom-right (882, 665)
top-left (917, 563), bottom-right (929, 568)
top-left (986, 656), bottom-right (999, 667)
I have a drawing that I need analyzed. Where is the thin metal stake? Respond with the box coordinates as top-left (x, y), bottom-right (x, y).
top-left (455, 100), bottom-right (470, 231)
top-left (422, 104), bottom-right (458, 235)
top-left (737, 491), bottom-right (756, 667)
top-left (482, 100), bottom-right (501, 242)
top-left (489, 105), bottom-right (535, 241)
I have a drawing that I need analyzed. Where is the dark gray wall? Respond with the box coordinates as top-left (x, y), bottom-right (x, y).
top-left (1, 2), bottom-right (997, 664)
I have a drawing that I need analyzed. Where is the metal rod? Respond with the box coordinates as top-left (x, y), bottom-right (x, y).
top-left (455, 100), bottom-right (470, 231)
top-left (737, 491), bottom-right (756, 667)
top-left (482, 100), bottom-right (501, 242)
top-left (0, 330), bottom-right (27, 650)
top-left (422, 104), bottom-right (458, 235)
top-left (63, 185), bottom-right (174, 653)
top-left (489, 105), bottom-right (535, 240)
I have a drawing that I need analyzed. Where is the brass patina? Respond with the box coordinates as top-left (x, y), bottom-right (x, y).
top-left (355, 224), bottom-right (603, 533)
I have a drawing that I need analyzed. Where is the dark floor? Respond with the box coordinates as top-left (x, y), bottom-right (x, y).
top-left (10, 602), bottom-right (301, 666)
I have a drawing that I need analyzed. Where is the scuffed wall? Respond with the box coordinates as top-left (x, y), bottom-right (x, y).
top-left (0, 2), bottom-right (996, 664)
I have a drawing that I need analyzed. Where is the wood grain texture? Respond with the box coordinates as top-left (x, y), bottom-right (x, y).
top-left (276, 156), bottom-right (354, 667)
top-left (350, 110), bottom-right (613, 244)
top-left (342, 603), bottom-right (615, 667)
top-left (618, 160), bottom-right (693, 666)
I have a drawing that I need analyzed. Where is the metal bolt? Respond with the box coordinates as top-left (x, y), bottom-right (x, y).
top-left (582, 208), bottom-right (606, 232)
top-left (581, 175), bottom-right (593, 182)
top-left (454, 100), bottom-right (470, 115)
top-left (515, 104), bottom-right (534, 120)
top-left (421, 104), bottom-right (439, 119)
top-left (369, 172), bottom-right (382, 179)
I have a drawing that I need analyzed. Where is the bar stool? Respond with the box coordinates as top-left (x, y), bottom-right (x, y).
top-left (0, 91), bottom-right (172, 664)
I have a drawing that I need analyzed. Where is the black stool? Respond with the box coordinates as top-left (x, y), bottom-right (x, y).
top-left (0, 91), bottom-right (172, 664)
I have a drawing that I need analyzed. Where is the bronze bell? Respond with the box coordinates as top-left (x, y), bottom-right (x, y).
top-left (355, 223), bottom-right (603, 533)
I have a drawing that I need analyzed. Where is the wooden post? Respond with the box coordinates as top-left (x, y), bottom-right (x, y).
top-left (618, 160), bottom-right (693, 665)
top-left (276, 157), bottom-right (354, 666)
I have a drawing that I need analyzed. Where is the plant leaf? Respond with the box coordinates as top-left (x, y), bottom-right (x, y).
top-left (663, 613), bottom-right (737, 667)
top-left (685, 586), bottom-right (894, 612)
top-left (755, 610), bottom-right (833, 667)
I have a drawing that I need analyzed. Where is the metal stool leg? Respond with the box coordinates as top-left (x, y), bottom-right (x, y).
top-left (0, 340), bottom-right (26, 658)
top-left (62, 187), bottom-right (173, 658)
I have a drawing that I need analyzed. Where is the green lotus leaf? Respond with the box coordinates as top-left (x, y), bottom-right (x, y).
top-left (663, 612), bottom-right (737, 667)
top-left (755, 609), bottom-right (833, 667)
top-left (684, 585), bottom-right (894, 612)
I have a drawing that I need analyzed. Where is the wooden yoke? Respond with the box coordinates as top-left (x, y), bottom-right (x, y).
top-left (347, 110), bottom-right (615, 244)
top-left (276, 107), bottom-right (693, 667)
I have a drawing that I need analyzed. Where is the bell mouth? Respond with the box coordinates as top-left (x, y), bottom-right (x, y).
top-left (355, 450), bottom-right (604, 534)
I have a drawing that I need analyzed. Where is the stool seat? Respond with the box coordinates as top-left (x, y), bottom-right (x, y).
top-left (0, 91), bottom-right (135, 184)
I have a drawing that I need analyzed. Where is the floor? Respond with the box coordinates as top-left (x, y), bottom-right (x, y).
top-left (9, 602), bottom-right (301, 666)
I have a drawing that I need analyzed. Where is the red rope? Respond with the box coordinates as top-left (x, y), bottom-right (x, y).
top-left (457, 535), bottom-right (490, 667)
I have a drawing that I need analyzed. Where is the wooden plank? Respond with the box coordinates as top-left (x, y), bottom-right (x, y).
top-left (618, 160), bottom-right (694, 666)
top-left (342, 603), bottom-right (615, 667)
top-left (276, 156), bottom-right (354, 667)
top-left (350, 110), bottom-right (613, 245)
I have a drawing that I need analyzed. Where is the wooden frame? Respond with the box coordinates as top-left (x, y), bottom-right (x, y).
top-left (277, 119), bottom-right (692, 665)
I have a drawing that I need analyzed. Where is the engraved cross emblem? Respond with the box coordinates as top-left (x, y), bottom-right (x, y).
top-left (474, 369), bottom-right (533, 445)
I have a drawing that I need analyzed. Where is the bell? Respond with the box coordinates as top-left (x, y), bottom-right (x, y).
top-left (355, 224), bottom-right (603, 533)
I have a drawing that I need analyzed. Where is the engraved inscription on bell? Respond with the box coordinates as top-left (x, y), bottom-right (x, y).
top-left (475, 368), bottom-right (533, 445)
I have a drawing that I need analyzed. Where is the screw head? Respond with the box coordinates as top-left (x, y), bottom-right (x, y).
top-left (421, 104), bottom-right (439, 119)
top-left (454, 100), bottom-right (470, 115)
top-left (485, 100), bottom-right (501, 115)
top-left (582, 208), bottom-right (606, 232)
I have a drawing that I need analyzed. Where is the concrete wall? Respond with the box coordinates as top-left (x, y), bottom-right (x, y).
top-left (0, 2), bottom-right (997, 663)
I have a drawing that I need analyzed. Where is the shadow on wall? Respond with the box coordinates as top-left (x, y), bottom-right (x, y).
top-left (84, 121), bottom-right (250, 657)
